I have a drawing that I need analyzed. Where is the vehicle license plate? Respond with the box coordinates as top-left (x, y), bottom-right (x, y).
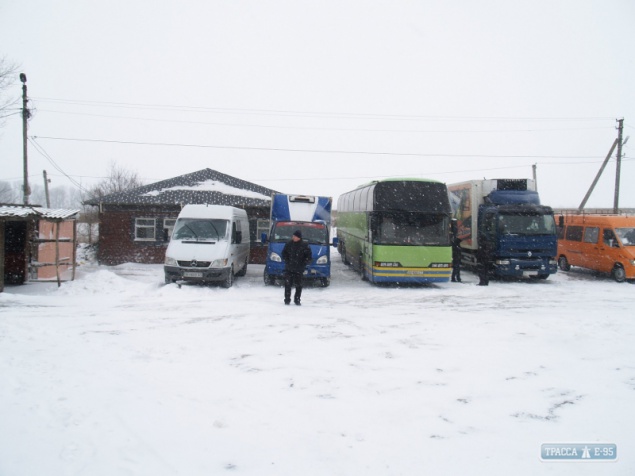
top-left (524, 271), bottom-right (538, 276)
top-left (183, 271), bottom-right (203, 278)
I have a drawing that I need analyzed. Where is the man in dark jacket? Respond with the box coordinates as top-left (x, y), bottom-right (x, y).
top-left (451, 236), bottom-right (462, 282)
top-left (282, 230), bottom-right (313, 305)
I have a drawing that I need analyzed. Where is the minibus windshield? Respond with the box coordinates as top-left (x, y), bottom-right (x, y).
top-left (172, 219), bottom-right (228, 241)
top-left (615, 227), bottom-right (635, 246)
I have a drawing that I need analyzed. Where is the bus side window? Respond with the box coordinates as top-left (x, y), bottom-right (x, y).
top-left (603, 229), bottom-right (619, 248)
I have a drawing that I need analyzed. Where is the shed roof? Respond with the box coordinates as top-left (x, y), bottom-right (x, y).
top-left (0, 205), bottom-right (79, 220)
top-left (84, 169), bottom-right (278, 208)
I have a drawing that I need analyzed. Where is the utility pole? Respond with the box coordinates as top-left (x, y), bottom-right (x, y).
top-left (43, 170), bottom-right (51, 208)
top-left (613, 118), bottom-right (624, 214)
top-left (20, 73), bottom-right (31, 205)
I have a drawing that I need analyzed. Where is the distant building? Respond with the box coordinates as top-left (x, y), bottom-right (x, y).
top-left (84, 168), bottom-right (279, 266)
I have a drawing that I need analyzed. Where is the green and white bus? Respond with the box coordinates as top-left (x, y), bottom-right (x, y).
top-left (337, 178), bottom-right (452, 283)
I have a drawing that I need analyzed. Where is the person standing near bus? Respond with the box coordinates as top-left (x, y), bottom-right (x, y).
top-left (282, 230), bottom-right (313, 305)
top-left (451, 235), bottom-right (462, 282)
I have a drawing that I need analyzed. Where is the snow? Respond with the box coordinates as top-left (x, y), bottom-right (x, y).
top-left (142, 180), bottom-right (271, 201)
top-left (1, 250), bottom-right (634, 475)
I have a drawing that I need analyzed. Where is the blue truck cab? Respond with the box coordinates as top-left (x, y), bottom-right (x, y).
top-left (478, 190), bottom-right (558, 278)
top-left (449, 179), bottom-right (558, 280)
top-left (262, 194), bottom-right (337, 287)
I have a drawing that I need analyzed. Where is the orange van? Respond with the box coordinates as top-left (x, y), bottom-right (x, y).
top-left (555, 214), bottom-right (635, 282)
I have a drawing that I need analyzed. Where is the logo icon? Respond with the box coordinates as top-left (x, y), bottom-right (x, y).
top-left (541, 443), bottom-right (617, 462)
top-left (190, 260), bottom-right (198, 268)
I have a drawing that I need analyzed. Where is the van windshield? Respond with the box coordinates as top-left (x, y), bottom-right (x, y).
top-left (498, 213), bottom-right (556, 236)
top-left (615, 227), bottom-right (635, 246)
top-left (271, 222), bottom-right (328, 245)
top-left (172, 219), bottom-right (229, 241)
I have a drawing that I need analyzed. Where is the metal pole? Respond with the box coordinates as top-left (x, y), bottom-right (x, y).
top-left (43, 170), bottom-right (51, 208)
top-left (20, 73), bottom-right (30, 205)
top-left (578, 139), bottom-right (618, 211)
top-left (613, 118), bottom-right (624, 214)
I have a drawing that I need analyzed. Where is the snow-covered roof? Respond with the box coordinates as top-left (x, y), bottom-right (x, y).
top-left (0, 206), bottom-right (79, 220)
top-left (84, 168), bottom-right (278, 208)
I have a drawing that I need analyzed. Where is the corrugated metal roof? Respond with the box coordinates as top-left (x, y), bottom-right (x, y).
top-left (0, 206), bottom-right (79, 220)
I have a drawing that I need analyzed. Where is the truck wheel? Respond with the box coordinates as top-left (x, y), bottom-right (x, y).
top-left (320, 277), bottom-right (330, 287)
top-left (612, 265), bottom-right (626, 283)
top-left (222, 266), bottom-right (234, 288)
top-left (263, 271), bottom-right (275, 286)
top-left (558, 256), bottom-right (571, 272)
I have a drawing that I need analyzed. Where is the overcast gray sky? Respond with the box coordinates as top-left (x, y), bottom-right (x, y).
top-left (1, 0), bottom-right (633, 208)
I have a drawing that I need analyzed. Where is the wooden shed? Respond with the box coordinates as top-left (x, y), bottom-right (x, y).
top-left (0, 205), bottom-right (80, 292)
top-left (84, 169), bottom-right (279, 266)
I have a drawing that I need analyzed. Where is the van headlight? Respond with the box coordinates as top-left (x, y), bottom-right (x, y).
top-left (270, 252), bottom-right (282, 262)
top-left (211, 259), bottom-right (228, 268)
top-left (630, 259), bottom-right (635, 266)
top-left (316, 255), bottom-right (328, 265)
top-left (165, 256), bottom-right (177, 266)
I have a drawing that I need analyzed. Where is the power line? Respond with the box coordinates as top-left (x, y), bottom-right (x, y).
top-left (28, 138), bottom-right (91, 194)
top-left (32, 96), bottom-right (616, 122)
top-left (32, 135), bottom-right (606, 160)
top-left (33, 108), bottom-right (615, 135)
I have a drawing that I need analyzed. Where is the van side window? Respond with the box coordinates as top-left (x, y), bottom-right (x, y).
top-left (565, 225), bottom-right (583, 242)
top-left (583, 227), bottom-right (599, 244)
top-left (603, 229), bottom-right (619, 248)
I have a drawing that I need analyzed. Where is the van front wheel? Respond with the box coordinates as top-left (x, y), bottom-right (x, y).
top-left (612, 265), bottom-right (626, 283)
top-left (222, 266), bottom-right (234, 288)
top-left (558, 256), bottom-right (571, 272)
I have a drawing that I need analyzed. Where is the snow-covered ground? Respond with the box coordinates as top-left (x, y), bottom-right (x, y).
top-left (1, 250), bottom-right (633, 475)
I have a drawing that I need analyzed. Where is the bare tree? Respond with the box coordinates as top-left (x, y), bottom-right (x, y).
top-left (81, 161), bottom-right (144, 244)
top-left (85, 161), bottom-right (144, 201)
top-left (0, 57), bottom-right (20, 127)
top-left (0, 180), bottom-right (17, 203)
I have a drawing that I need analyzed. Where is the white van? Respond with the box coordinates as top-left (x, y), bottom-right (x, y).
top-left (164, 205), bottom-right (250, 287)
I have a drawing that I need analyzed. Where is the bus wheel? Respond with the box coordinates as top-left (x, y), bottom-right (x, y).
top-left (360, 254), bottom-right (368, 281)
top-left (612, 265), bottom-right (626, 283)
top-left (558, 256), bottom-right (571, 272)
top-left (341, 244), bottom-right (350, 265)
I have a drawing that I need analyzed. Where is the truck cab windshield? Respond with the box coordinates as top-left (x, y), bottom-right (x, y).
top-left (172, 219), bottom-right (228, 241)
top-left (272, 222), bottom-right (328, 244)
top-left (498, 213), bottom-right (556, 236)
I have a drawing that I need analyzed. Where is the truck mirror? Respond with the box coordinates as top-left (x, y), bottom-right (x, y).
top-left (261, 232), bottom-right (268, 244)
top-left (332, 237), bottom-right (339, 248)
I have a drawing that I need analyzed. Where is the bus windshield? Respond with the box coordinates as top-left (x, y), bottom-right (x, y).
top-left (373, 213), bottom-right (449, 246)
top-left (172, 218), bottom-right (228, 241)
top-left (498, 213), bottom-right (556, 236)
top-left (615, 227), bottom-right (635, 246)
top-left (271, 222), bottom-right (329, 245)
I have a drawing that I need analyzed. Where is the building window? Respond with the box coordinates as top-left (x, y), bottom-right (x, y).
top-left (135, 218), bottom-right (156, 241)
top-left (164, 218), bottom-right (176, 241)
